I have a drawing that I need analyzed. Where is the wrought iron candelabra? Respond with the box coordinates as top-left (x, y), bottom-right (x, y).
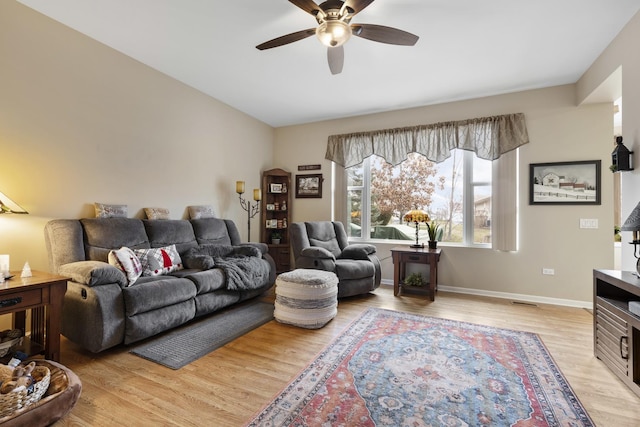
top-left (236, 181), bottom-right (261, 242)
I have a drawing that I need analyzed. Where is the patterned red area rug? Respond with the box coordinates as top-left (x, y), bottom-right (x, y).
top-left (246, 307), bottom-right (594, 426)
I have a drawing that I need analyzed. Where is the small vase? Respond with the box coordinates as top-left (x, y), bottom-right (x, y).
top-left (428, 240), bottom-right (438, 249)
top-left (272, 239), bottom-right (281, 245)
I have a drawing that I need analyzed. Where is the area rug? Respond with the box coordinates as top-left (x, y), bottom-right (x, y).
top-left (130, 300), bottom-right (273, 369)
top-left (247, 307), bottom-right (594, 426)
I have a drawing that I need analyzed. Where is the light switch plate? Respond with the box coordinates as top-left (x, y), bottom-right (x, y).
top-left (579, 219), bottom-right (598, 229)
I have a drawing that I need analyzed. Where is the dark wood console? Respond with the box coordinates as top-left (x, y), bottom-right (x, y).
top-left (391, 247), bottom-right (441, 301)
top-left (593, 269), bottom-right (640, 397)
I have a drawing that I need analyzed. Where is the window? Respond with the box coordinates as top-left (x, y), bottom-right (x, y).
top-left (346, 150), bottom-right (492, 246)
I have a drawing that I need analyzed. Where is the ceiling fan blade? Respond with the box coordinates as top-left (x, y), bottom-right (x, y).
top-left (327, 46), bottom-right (344, 75)
top-left (343, 0), bottom-right (375, 15)
top-left (352, 24), bottom-right (419, 46)
top-left (256, 28), bottom-right (316, 50)
top-left (289, 0), bottom-right (322, 16)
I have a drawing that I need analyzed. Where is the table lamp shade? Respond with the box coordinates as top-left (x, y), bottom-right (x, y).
top-left (403, 209), bottom-right (430, 223)
top-left (0, 190), bottom-right (28, 214)
top-left (621, 202), bottom-right (640, 240)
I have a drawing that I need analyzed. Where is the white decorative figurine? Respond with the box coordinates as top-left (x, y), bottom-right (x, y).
top-left (20, 262), bottom-right (32, 278)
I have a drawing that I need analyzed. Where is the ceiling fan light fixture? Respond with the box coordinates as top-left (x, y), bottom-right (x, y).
top-left (316, 20), bottom-right (352, 47)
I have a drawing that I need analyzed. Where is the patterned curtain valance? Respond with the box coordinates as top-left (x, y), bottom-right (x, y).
top-left (325, 113), bottom-right (529, 168)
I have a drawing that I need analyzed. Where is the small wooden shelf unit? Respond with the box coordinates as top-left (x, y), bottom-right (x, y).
top-left (260, 168), bottom-right (292, 274)
top-left (593, 269), bottom-right (640, 398)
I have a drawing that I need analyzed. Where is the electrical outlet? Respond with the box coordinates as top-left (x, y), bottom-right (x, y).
top-left (542, 268), bottom-right (555, 275)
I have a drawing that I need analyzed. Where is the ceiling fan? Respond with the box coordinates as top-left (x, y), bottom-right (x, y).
top-left (256, 0), bottom-right (419, 75)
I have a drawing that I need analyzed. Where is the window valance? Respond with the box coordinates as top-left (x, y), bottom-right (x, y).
top-left (325, 113), bottom-right (529, 168)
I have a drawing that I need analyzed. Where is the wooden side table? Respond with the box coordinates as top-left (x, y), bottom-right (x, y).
top-left (391, 246), bottom-right (441, 301)
top-left (0, 271), bottom-right (68, 362)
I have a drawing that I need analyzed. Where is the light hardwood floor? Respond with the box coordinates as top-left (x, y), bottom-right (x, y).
top-left (54, 286), bottom-right (640, 426)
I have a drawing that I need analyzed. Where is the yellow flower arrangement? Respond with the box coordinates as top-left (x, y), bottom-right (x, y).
top-left (403, 209), bottom-right (430, 224)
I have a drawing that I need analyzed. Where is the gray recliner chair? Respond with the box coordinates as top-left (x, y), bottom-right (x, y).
top-left (290, 221), bottom-right (381, 298)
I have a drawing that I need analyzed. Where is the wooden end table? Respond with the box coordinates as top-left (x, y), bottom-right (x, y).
top-left (391, 246), bottom-right (441, 301)
top-left (0, 271), bottom-right (68, 362)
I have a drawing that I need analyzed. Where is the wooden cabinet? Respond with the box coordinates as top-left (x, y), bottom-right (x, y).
top-left (261, 168), bottom-right (291, 273)
top-left (593, 269), bottom-right (640, 398)
top-left (269, 245), bottom-right (291, 274)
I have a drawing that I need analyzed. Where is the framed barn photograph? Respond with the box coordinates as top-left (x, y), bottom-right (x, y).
top-left (295, 174), bottom-right (323, 198)
top-left (529, 160), bottom-right (601, 205)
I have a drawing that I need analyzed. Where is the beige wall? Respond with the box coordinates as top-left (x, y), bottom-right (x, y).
top-left (0, 1), bottom-right (625, 307)
top-left (0, 2), bottom-right (275, 272)
top-left (578, 10), bottom-right (640, 272)
top-left (276, 85), bottom-right (613, 306)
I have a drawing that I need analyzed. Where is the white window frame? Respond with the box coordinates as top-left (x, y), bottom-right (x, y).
top-left (346, 150), bottom-right (492, 247)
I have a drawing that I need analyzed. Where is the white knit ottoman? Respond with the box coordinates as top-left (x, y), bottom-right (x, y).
top-left (274, 269), bottom-right (339, 329)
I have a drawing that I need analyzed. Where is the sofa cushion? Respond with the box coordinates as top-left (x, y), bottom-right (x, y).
top-left (108, 247), bottom-right (143, 286)
top-left (309, 238), bottom-right (341, 257)
top-left (143, 219), bottom-right (198, 255)
top-left (190, 218), bottom-right (234, 246)
top-left (135, 245), bottom-right (183, 277)
top-left (305, 223), bottom-right (343, 257)
top-left (183, 269), bottom-right (227, 294)
top-left (58, 261), bottom-right (127, 287)
top-left (81, 218), bottom-right (150, 262)
top-left (122, 277), bottom-right (197, 316)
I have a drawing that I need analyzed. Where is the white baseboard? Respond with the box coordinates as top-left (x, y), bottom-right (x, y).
top-left (379, 280), bottom-right (592, 309)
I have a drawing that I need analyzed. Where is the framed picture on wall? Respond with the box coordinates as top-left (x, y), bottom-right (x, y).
top-left (529, 160), bottom-right (601, 205)
top-left (295, 174), bottom-right (323, 198)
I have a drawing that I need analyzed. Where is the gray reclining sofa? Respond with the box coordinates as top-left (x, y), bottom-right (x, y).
top-left (44, 217), bottom-right (276, 353)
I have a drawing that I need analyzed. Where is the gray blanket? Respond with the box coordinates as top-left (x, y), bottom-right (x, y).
top-left (214, 255), bottom-right (270, 291)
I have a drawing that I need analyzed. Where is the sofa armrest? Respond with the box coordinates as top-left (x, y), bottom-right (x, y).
top-left (58, 261), bottom-right (127, 287)
top-left (300, 247), bottom-right (336, 260)
top-left (295, 256), bottom-right (336, 271)
top-left (339, 244), bottom-right (376, 260)
top-left (238, 242), bottom-right (268, 255)
top-left (232, 245), bottom-right (261, 258)
top-left (296, 247), bottom-right (337, 271)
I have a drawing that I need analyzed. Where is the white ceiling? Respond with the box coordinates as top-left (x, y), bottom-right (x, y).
top-left (16, 0), bottom-right (640, 127)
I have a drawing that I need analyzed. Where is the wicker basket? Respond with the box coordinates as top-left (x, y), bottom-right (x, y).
top-left (0, 387), bottom-right (27, 418)
top-left (0, 365), bottom-right (51, 418)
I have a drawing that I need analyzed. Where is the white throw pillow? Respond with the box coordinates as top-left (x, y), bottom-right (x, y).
top-left (188, 205), bottom-right (216, 219)
top-left (108, 247), bottom-right (142, 286)
top-left (95, 202), bottom-right (128, 218)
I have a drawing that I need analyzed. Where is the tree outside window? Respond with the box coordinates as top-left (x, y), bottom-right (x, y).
top-left (346, 150), bottom-right (492, 245)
